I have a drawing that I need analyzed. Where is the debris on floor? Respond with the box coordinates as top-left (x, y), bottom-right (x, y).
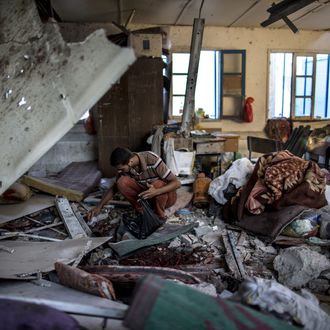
top-left (1, 157), bottom-right (330, 329)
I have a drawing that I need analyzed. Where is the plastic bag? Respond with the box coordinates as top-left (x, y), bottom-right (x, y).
top-left (122, 198), bottom-right (163, 239)
top-left (281, 210), bottom-right (320, 238)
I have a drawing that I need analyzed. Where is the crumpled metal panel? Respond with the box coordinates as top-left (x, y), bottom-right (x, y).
top-left (0, 0), bottom-right (136, 195)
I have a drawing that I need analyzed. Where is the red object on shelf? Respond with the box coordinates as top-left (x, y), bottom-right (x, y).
top-left (244, 97), bottom-right (254, 123)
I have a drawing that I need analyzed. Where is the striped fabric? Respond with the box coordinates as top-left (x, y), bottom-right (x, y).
top-left (129, 151), bottom-right (175, 187)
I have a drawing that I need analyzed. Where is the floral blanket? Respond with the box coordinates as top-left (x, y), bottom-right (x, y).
top-left (246, 150), bottom-right (326, 215)
top-left (223, 151), bottom-right (327, 241)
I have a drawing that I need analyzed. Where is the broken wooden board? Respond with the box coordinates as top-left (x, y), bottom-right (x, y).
top-left (0, 194), bottom-right (55, 224)
top-left (0, 237), bottom-right (110, 279)
top-left (22, 161), bottom-right (102, 202)
top-left (55, 196), bottom-right (87, 238)
top-left (22, 176), bottom-right (84, 202)
top-left (0, 280), bottom-right (127, 319)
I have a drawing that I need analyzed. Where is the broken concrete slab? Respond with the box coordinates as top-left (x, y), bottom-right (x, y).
top-left (0, 237), bottom-right (110, 279)
top-left (273, 246), bottom-right (330, 289)
top-left (0, 194), bottom-right (54, 224)
top-left (0, 280), bottom-right (127, 319)
top-left (0, 0), bottom-right (135, 195)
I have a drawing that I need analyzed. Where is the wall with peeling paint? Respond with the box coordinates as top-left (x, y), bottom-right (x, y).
top-left (169, 26), bottom-right (330, 132)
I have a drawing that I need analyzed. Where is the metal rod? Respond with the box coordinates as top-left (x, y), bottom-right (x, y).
top-left (125, 9), bottom-right (136, 28)
top-left (24, 216), bottom-right (68, 236)
top-left (24, 222), bottom-right (65, 234)
top-left (0, 232), bottom-right (62, 242)
top-left (180, 18), bottom-right (205, 136)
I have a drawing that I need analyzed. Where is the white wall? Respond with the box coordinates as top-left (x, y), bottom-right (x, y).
top-left (169, 26), bottom-right (330, 132)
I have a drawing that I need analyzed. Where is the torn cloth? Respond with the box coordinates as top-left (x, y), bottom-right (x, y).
top-left (208, 158), bottom-right (254, 204)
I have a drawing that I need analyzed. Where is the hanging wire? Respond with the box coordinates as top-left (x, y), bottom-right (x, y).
top-left (199, 0), bottom-right (205, 18)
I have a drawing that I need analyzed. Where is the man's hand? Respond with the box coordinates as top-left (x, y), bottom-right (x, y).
top-left (86, 206), bottom-right (102, 221)
top-left (139, 184), bottom-right (158, 200)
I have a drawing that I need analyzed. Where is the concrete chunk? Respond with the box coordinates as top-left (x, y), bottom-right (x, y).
top-left (0, 0), bottom-right (135, 194)
top-left (274, 247), bottom-right (330, 288)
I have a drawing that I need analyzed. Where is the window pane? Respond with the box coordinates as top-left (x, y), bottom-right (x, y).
top-left (296, 56), bottom-right (313, 76)
top-left (223, 75), bottom-right (241, 95)
top-left (295, 97), bottom-right (311, 116)
top-left (268, 53), bottom-right (293, 118)
top-left (172, 96), bottom-right (185, 116)
top-left (196, 51), bottom-right (216, 119)
top-left (172, 75), bottom-right (187, 95)
top-left (222, 96), bottom-right (242, 117)
top-left (172, 53), bottom-right (190, 73)
top-left (315, 54), bottom-right (329, 119)
top-left (223, 53), bottom-right (242, 73)
top-left (296, 77), bottom-right (312, 96)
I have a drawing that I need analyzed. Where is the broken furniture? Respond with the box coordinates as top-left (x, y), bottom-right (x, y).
top-left (193, 134), bottom-right (241, 175)
top-left (306, 124), bottom-right (330, 169)
top-left (22, 161), bottom-right (101, 202)
top-left (247, 125), bottom-right (311, 160)
top-left (247, 136), bottom-right (282, 161)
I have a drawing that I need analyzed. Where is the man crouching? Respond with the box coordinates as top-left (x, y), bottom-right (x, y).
top-left (87, 147), bottom-right (181, 221)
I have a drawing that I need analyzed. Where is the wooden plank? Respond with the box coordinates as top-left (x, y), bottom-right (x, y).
top-left (22, 176), bottom-right (84, 202)
top-left (55, 197), bottom-right (87, 239)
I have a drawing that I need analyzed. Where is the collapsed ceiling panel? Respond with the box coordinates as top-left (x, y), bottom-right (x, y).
top-left (0, 0), bottom-right (136, 195)
top-left (0, 237), bottom-right (110, 279)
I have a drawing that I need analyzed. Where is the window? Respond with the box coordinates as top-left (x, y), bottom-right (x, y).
top-left (269, 52), bottom-right (330, 120)
top-left (171, 50), bottom-right (246, 120)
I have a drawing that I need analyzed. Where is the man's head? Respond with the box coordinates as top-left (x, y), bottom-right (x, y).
top-left (110, 147), bottom-right (133, 173)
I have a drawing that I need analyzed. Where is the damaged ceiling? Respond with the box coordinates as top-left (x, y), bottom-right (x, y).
top-left (50, 0), bottom-right (330, 31)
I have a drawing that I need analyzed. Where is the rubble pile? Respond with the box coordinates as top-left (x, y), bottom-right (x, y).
top-left (1, 165), bottom-right (330, 329)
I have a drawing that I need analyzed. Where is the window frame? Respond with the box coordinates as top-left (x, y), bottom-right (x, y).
top-left (171, 49), bottom-right (246, 121)
top-left (268, 50), bottom-right (330, 121)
